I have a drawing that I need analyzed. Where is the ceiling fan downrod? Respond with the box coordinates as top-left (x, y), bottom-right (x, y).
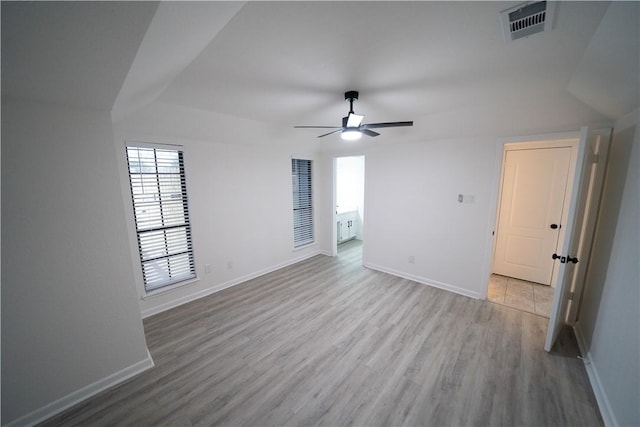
top-left (345, 90), bottom-right (358, 114)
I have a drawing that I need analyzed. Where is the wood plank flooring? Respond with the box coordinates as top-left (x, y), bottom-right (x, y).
top-left (42, 240), bottom-right (602, 426)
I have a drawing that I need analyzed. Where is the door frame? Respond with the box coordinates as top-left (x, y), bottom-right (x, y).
top-left (481, 130), bottom-right (582, 299)
top-left (544, 126), bottom-right (593, 350)
top-left (332, 155), bottom-right (366, 257)
top-left (492, 139), bottom-right (579, 286)
top-left (564, 128), bottom-right (611, 324)
top-left (481, 128), bottom-right (612, 350)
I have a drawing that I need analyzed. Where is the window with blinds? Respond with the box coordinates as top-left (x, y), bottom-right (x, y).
top-left (292, 158), bottom-right (314, 248)
top-left (126, 145), bottom-right (196, 292)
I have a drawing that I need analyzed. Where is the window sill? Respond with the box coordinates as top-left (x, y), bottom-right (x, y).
top-left (142, 277), bottom-right (200, 300)
top-left (293, 242), bottom-right (316, 251)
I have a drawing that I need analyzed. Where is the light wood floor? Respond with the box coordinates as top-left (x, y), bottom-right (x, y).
top-left (42, 240), bottom-right (602, 426)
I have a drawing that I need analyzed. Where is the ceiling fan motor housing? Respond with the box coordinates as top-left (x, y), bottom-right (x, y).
top-left (345, 91), bottom-right (359, 102)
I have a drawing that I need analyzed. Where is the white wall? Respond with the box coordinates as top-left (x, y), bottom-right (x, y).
top-left (1, 99), bottom-right (152, 425)
top-left (114, 102), bottom-right (328, 316)
top-left (575, 113), bottom-right (639, 427)
top-left (360, 137), bottom-right (497, 298)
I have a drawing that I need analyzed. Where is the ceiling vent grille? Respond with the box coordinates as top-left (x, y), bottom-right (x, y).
top-left (500, 1), bottom-right (556, 42)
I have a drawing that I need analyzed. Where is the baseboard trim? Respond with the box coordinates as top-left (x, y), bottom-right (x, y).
top-left (142, 249), bottom-right (326, 318)
top-left (364, 262), bottom-right (481, 299)
top-left (573, 323), bottom-right (618, 427)
top-left (5, 350), bottom-right (155, 427)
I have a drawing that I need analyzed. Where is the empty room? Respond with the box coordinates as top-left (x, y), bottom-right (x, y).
top-left (2, 1), bottom-right (638, 426)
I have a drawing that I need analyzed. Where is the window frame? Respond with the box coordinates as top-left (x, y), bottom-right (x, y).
top-left (125, 142), bottom-right (197, 293)
top-left (291, 158), bottom-right (314, 248)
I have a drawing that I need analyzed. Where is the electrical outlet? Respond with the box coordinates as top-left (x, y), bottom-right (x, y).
top-left (408, 256), bottom-right (415, 264)
top-left (227, 261), bottom-right (233, 270)
top-left (204, 264), bottom-right (212, 274)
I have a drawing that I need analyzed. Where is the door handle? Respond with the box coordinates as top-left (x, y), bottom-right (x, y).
top-left (550, 224), bottom-right (560, 229)
top-left (552, 253), bottom-right (579, 264)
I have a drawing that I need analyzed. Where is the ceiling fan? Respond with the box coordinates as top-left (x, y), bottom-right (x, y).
top-left (294, 91), bottom-right (413, 140)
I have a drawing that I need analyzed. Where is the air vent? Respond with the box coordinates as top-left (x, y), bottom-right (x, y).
top-left (500, 1), bottom-right (557, 42)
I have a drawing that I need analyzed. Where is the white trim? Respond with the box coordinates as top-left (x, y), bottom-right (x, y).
top-left (5, 351), bottom-right (155, 427)
top-left (125, 140), bottom-right (184, 150)
top-left (292, 242), bottom-right (316, 252)
top-left (479, 138), bottom-right (508, 300)
top-left (497, 130), bottom-right (580, 145)
top-left (565, 129), bottom-right (612, 325)
top-left (142, 249), bottom-right (328, 318)
top-left (332, 156), bottom-right (338, 257)
top-left (364, 262), bottom-right (481, 300)
top-left (573, 323), bottom-right (618, 427)
top-left (142, 277), bottom-right (201, 300)
top-left (503, 138), bottom-right (578, 151)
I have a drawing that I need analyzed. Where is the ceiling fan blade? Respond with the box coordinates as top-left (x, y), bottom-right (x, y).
top-left (294, 125), bottom-right (341, 129)
top-left (317, 129), bottom-right (343, 138)
top-left (362, 121), bottom-right (413, 129)
top-left (361, 129), bottom-right (380, 137)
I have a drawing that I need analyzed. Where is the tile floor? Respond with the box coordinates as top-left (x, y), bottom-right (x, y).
top-left (487, 274), bottom-right (555, 317)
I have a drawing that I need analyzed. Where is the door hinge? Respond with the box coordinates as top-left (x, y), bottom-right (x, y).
top-left (568, 292), bottom-right (575, 301)
top-left (591, 153), bottom-right (600, 164)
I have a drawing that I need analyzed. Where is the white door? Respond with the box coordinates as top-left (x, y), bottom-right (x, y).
top-left (493, 146), bottom-right (573, 285)
top-left (565, 129), bottom-right (611, 324)
top-left (545, 127), bottom-right (592, 351)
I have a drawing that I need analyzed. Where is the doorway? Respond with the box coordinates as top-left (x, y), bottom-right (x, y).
top-left (484, 128), bottom-right (611, 350)
top-left (335, 156), bottom-right (365, 259)
top-left (488, 138), bottom-right (579, 317)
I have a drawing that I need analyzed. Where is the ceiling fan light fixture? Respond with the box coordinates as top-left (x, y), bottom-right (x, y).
top-left (346, 113), bottom-right (364, 127)
top-left (294, 90), bottom-right (413, 139)
top-left (341, 128), bottom-right (362, 141)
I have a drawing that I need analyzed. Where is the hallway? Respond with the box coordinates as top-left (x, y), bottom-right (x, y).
top-left (487, 274), bottom-right (554, 317)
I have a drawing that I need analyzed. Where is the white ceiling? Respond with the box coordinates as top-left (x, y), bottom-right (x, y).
top-left (3, 1), bottom-right (638, 143)
top-left (160, 1), bottom-right (608, 123)
top-left (568, 1), bottom-right (640, 119)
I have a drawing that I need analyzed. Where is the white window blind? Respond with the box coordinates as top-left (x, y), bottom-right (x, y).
top-left (292, 158), bottom-right (314, 247)
top-left (126, 145), bottom-right (196, 291)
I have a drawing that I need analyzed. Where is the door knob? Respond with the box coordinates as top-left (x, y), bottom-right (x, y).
top-left (550, 224), bottom-right (559, 229)
top-left (552, 253), bottom-right (579, 264)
